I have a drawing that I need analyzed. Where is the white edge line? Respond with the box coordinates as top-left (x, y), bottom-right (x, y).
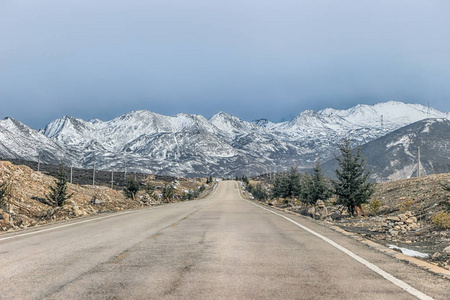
top-left (236, 183), bottom-right (434, 300)
top-left (0, 203), bottom-right (175, 242)
top-left (207, 182), bottom-right (219, 199)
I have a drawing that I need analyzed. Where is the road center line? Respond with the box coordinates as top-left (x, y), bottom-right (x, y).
top-left (237, 185), bottom-right (433, 300)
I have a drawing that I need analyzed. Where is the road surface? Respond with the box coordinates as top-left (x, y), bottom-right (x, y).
top-left (0, 181), bottom-right (448, 299)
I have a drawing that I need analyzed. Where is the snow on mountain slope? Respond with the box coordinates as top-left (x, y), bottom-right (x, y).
top-left (2, 101), bottom-right (449, 178)
top-left (322, 118), bottom-right (450, 182)
top-left (0, 117), bottom-right (77, 164)
top-left (320, 101), bottom-right (447, 129)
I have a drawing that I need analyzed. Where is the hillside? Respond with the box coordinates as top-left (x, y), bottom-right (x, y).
top-left (322, 118), bottom-right (450, 182)
top-left (0, 161), bottom-right (209, 232)
top-left (258, 172), bottom-right (450, 271)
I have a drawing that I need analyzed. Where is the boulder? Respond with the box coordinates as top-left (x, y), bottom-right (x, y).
top-left (386, 216), bottom-right (400, 222)
top-left (432, 252), bottom-right (442, 260)
top-left (314, 201), bottom-right (328, 220)
top-left (444, 246), bottom-right (450, 255)
top-left (398, 214), bottom-right (408, 222)
top-left (307, 207), bottom-right (316, 217)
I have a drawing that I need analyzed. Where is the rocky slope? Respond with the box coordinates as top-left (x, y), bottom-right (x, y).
top-left (251, 172), bottom-right (450, 271)
top-left (1, 101), bottom-right (449, 178)
top-left (0, 161), bottom-right (208, 232)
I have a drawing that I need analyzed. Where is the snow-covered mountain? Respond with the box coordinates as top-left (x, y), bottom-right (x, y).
top-left (1, 101), bottom-right (449, 178)
top-left (0, 117), bottom-right (77, 164)
top-left (322, 118), bottom-right (450, 182)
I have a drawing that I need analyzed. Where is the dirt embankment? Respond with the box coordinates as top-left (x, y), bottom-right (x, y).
top-left (0, 161), bottom-right (209, 232)
top-left (256, 173), bottom-right (450, 271)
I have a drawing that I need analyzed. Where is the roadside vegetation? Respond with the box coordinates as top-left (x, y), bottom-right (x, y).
top-left (239, 138), bottom-right (450, 269)
top-left (0, 161), bottom-right (215, 233)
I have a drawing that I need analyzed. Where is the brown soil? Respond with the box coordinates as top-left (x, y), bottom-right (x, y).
top-left (0, 161), bottom-right (209, 233)
top-left (262, 173), bottom-right (450, 271)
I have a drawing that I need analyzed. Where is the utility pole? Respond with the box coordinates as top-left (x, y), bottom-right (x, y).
top-left (37, 152), bottom-right (41, 172)
top-left (70, 166), bottom-right (73, 184)
top-left (381, 115), bottom-right (384, 130)
top-left (92, 154), bottom-right (96, 186)
top-left (124, 161), bottom-right (127, 180)
top-left (417, 147), bottom-right (421, 178)
top-left (111, 171), bottom-right (114, 189)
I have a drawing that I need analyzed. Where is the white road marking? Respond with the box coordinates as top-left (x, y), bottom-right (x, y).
top-left (0, 204), bottom-right (174, 242)
top-left (237, 184), bottom-right (434, 300)
top-left (206, 182), bottom-right (219, 199)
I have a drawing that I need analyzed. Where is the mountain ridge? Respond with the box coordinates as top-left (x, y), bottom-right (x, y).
top-left (2, 101), bottom-right (449, 179)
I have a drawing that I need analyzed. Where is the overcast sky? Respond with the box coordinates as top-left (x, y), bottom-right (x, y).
top-left (1, 0), bottom-right (449, 128)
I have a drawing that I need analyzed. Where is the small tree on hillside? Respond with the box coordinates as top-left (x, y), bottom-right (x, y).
top-left (46, 164), bottom-right (73, 207)
top-left (252, 183), bottom-right (268, 201)
top-left (123, 175), bottom-right (140, 200)
top-left (272, 167), bottom-right (301, 204)
top-left (0, 180), bottom-right (12, 210)
top-left (143, 178), bottom-right (156, 198)
top-left (162, 183), bottom-right (175, 203)
top-left (301, 161), bottom-right (331, 205)
top-left (333, 139), bottom-right (375, 216)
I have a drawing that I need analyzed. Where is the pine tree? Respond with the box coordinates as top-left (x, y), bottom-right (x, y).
top-left (0, 180), bottom-right (11, 210)
top-left (46, 164), bottom-right (73, 207)
top-left (162, 183), bottom-right (175, 203)
top-left (252, 183), bottom-right (268, 201)
top-left (123, 175), bottom-right (140, 200)
top-left (143, 177), bottom-right (157, 201)
top-left (272, 167), bottom-right (301, 201)
top-left (333, 139), bottom-right (375, 216)
top-left (303, 161), bottom-right (331, 205)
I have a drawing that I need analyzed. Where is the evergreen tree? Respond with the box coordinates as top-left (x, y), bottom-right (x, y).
top-left (0, 180), bottom-right (11, 210)
top-left (143, 178), bottom-right (155, 199)
top-left (46, 164), bottom-right (73, 207)
top-left (123, 175), bottom-right (140, 200)
top-left (301, 161), bottom-right (331, 205)
top-left (272, 167), bottom-right (301, 200)
top-left (272, 173), bottom-right (290, 198)
top-left (252, 183), bottom-right (268, 201)
top-left (162, 183), bottom-right (175, 202)
top-left (333, 139), bottom-right (375, 216)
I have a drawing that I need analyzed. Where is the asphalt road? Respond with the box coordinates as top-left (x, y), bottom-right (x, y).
top-left (0, 181), bottom-right (448, 299)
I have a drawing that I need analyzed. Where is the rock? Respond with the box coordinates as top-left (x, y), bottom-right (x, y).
top-left (444, 246), bottom-right (450, 255)
top-left (93, 199), bottom-right (103, 205)
top-left (2, 213), bottom-right (10, 223)
top-left (408, 223), bottom-right (419, 230)
top-left (315, 206), bottom-right (328, 221)
top-left (398, 214), bottom-right (408, 222)
top-left (432, 252), bottom-right (443, 259)
top-left (316, 200), bottom-right (325, 208)
top-left (307, 207), bottom-right (316, 217)
top-left (389, 229), bottom-right (399, 235)
top-left (387, 216), bottom-right (400, 222)
top-left (73, 209), bottom-right (83, 217)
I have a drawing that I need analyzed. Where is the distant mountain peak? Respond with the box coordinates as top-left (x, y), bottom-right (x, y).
top-left (1, 101), bottom-right (449, 179)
